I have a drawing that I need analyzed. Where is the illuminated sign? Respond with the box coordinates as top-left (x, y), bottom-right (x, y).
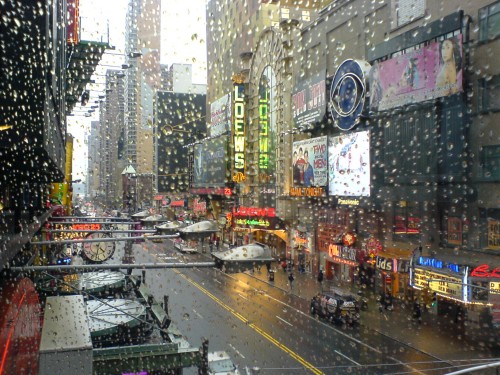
top-left (341, 232), bottom-right (356, 246)
top-left (338, 198), bottom-right (360, 206)
top-left (224, 188), bottom-right (233, 196)
top-left (233, 84), bottom-right (245, 172)
top-left (232, 172), bottom-right (246, 183)
top-left (232, 206), bottom-right (276, 217)
top-left (289, 187), bottom-right (325, 197)
top-left (327, 244), bottom-right (357, 266)
top-left (366, 237), bottom-right (382, 257)
top-left (471, 264), bottom-right (500, 278)
top-left (259, 89), bottom-right (269, 169)
top-left (418, 256), bottom-right (461, 273)
top-left (490, 282), bottom-right (500, 294)
top-left (413, 268), bottom-right (463, 299)
top-left (328, 131), bottom-right (371, 197)
top-left (376, 256), bottom-right (396, 272)
top-left (51, 223), bottom-right (101, 241)
top-left (329, 59), bottom-right (371, 131)
top-left (235, 218), bottom-right (271, 227)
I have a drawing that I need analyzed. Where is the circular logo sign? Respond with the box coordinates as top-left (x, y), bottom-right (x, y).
top-left (329, 59), bottom-right (371, 131)
top-left (341, 231), bottom-right (356, 246)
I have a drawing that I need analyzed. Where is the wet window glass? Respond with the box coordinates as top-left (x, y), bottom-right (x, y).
top-left (0, 1), bottom-right (499, 374)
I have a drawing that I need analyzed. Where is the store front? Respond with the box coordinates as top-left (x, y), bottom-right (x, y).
top-left (231, 205), bottom-right (287, 253)
top-left (291, 228), bottom-right (314, 273)
top-left (468, 263), bottom-right (500, 331)
top-left (375, 248), bottom-right (412, 300)
top-left (324, 244), bottom-right (361, 285)
top-left (411, 255), bottom-right (467, 317)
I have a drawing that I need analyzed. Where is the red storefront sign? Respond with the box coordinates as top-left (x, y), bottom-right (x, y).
top-left (471, 264), bottom-right (500, 278)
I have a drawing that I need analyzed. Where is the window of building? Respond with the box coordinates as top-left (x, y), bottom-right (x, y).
top-left (487, 219), bottom-right (500, 249)
top-left (391, 0), bottom-right (425, 29)
top-left (447, 217), bottom-right (462, 245)
top-left (394, 201), bottom-right (421, 234)
top-left (478, 75), bottom-right (500, 113)
top-left (479, 145), bottom-right (500, 180)
top-left (479, 1), bottom-right (500, 42)
top-left (302, 10), bottom-right (310, 22)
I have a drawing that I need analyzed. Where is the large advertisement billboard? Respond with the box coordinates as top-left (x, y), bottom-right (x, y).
top-left (292, 136), bottom-right (328, 187)
top-left (369, 34), bottom-right (463, 111)
top-left (193, 135), bottom-right (228, 188)
top-left (328, 131), bottom-right (370, 197)
top-left (292, 73), bottom-right (326, 128)
top-left (209, 93), bottom-right (231, 137)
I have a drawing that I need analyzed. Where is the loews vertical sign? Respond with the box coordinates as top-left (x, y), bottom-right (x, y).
top-left (233, 84), bottom-right (246, 175)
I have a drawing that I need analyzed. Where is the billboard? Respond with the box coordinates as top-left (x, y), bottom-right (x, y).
top-left (292, 73), bottom-right (326, 128)
top-left (292, 136), bottom-right (328, 187)
top-left (369, 34), bottom-right (463, 111)
top-left (193, 135), bottom-right (228, 188)
top-left (209, 93), bottom-right (231, 137)
top-left (156, 92), bottom-right (206, 193)
top-left (328, 131), bottom-right (370, 197)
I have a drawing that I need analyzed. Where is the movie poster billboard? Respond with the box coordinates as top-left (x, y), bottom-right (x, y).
top-left (369, 34), bottom-right (463, 111)
top-left (292, 73), bottom-right (326, 128)
top-left (193, 135), bottom-right (228, 188)
top-left (292, 136), bottom-right (328, 187)
top-left (209, 93), bottom-right (231, 137)
top-left (328, 131), bottom-right (370, 197)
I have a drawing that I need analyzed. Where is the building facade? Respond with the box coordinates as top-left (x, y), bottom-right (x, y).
top-left (205, 0), bottom-right (500, 332)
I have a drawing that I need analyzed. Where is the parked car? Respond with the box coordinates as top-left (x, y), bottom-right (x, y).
top-left (310, 288), bottom-right (360, 325)
top-left (208, 351), bottom-right (240, 375)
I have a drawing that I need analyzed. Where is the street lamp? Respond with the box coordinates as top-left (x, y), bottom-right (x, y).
top-left (122, 165), bottom-right (137, 264)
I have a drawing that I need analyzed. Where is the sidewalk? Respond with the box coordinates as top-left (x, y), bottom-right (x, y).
top-left (244, 261), bottom-right (500, 362)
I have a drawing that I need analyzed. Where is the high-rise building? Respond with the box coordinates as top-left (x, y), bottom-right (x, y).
top-left (124, 0), bottom-right (161, 175)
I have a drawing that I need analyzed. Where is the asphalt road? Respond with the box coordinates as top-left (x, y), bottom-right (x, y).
top-left (107, 238), bottom-right (474, 375)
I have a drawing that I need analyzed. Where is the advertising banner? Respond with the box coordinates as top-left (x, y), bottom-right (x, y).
top-left (292, 136), bottom-right (328, 187)
top-left (292, 73), bottom-right (326, 128)
top-left (209, 93), bottom-right (231, 137)
top-left (369, 34), bottom-right (463, 111)
top-left (328, 131), bottom-right (370, 197)
top-left (193, 135), bottom-right (228, 188)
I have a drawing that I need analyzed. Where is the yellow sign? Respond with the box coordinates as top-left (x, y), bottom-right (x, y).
top-left (490, 282), bottom-right (500, 294)
top-left (338, 198), bottom-right (360, 205)
top-left (289, 187), bottom-right (324, 197)
top-left (232, 172), bottom-right (246, 183)
top-left (414, 268), bottom-right (463, 298)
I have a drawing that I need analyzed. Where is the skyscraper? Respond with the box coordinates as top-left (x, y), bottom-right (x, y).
top-left (124, 0), bottom-right (161, 175)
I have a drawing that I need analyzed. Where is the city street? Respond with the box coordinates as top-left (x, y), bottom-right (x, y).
top-left (102, 236), bottom-right (500, 374)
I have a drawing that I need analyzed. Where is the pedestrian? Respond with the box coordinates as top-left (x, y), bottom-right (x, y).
top-left (281, 260), bottom-right (287, 272)
top-left (209, 239), bottom-right (214, 253)
top-left (288, 272), bottom-right (295, 290)
top-left (413, 299), bottom-right (422, 323)
top-left (317, 269), bottom-right (324, 282)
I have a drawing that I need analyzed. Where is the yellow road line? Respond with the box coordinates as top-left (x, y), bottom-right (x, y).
top-left (175, 270), bottom-right (324, 375)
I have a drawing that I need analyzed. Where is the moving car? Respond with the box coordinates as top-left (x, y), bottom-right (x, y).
top-left (207, 351), bottom-right (240, 375)
top-left (310, 288), bottom-right (360, 325)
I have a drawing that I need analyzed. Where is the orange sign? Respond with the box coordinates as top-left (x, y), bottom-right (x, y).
top-left (233, 172), bottom-right (246, 183)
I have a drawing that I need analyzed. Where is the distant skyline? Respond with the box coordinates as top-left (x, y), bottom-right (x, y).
top-left (69, 0), bottom-right (207, 183)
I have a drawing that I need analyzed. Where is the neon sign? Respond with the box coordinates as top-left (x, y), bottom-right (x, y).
top-left (289, 187), bottom-right (324, 197)
top-left (233, 84), bottom-right (245, 172)
top-left (471, 264), bottom-right (500, 278)
top-left (259, 91), bottom-right (269, 169)
top-left (418, 256), bottom-right (461, 273)
top-left (232, 206), bottom-right (276, 217)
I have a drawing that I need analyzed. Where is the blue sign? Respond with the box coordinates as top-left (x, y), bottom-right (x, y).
top-left (418, 256), bottom-right (461, 273)
top-left (329, 59), bottom-right (371, 131)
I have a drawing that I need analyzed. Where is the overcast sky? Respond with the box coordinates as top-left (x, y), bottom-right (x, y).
top-left (69, 0), bottom-right (207, 182)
